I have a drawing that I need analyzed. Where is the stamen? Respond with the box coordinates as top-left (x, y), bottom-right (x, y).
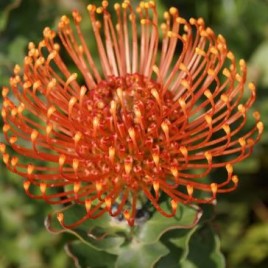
top-left (257, 122), bottom-right (264, 134)
top-left (170, 165), bottom-right (178, 178)
top-left (40, 183), bottom-right (47, 195)
top-left (57, 212), bottom-right (64, 224)
top-left (74, 132), bottom-right (82, 148)
top-left (9, 136), bottom-right (17, 145)
top-left (23, 181), bottom-right (31, 191)
top-left (93, 117), bottom-right (100, 136)
top-left (210, 183), bottom-right (217, 197)
top-left (0, 143), bottom-right (6, 153)
top-left (124, 156), bottom-right (133, 175)
top-left (180, 146), bottom-right (188, 164)
top-left (205, 152), bottom-right (212, 165)
top-left (85, 199), bottom-right (91, 213)
top-left (232, 175), bottom-right (239, 185)
top-left (187, 185), bottom-right (193, 198)
top-left (64, 73), bottom-right (77, 91)
top-left (109, 146), bottom-right (115, 163)
top-left (31, 130), bottom-right (39, 150)
top-left (74, 182), bottom-right (81, 195)
top-left (27, 164), bottom-right (34, 175)
top-left (68, 97), bottom-right (77, 116)
top-left (11, 156), bottom-right (18, 167)
top-left (47, 106), bottom-right (56, 120)
top-left (151, 88), bottom-right (161, 106)
top-left (226, 164), bottom-right (233, 176)
top-left (153, 180), bottom-right (160, 199)
top-left (59, 154), bottom-right (66, 169)
top-left (105, 197), bottom-right (112, 210)
top-left (72, 159), bottom-right (79, 173)
top-left (3, 153), bottom-right (9, 166)
top-left (152, 146), bottom-right (160, 166)
top-left (161, 121), bottom-right (170, 143)
top-left (96, 181), bottom-right (103, 192)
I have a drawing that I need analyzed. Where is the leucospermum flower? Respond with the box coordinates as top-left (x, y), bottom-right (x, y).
top-left (1, 0), bottom-right (263, 227)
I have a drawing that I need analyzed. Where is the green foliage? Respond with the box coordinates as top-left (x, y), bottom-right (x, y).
top-left (45, 203), bottom-right (203, 268)
top-left (43, 203), bottom-right (226, 268)
top-left (230, 223), bottom-right (268, 265)
top-left (66, 241), bottom-right (117, 268)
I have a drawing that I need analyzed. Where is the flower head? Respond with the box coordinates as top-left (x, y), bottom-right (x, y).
top-left (1, 0), bottom-right (263, 226)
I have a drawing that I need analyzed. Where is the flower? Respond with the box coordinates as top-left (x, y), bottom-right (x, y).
top-left (0, 0), bottom-right (263, 227)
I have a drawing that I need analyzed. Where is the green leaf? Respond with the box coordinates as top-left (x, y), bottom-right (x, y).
top-left (156, 204), bottom-right (216, 268)
top-left (136, 204), bottom-right (201, 244)
top-left (65, 241), bottom-right (117, 268)
top-left (115, 239), bottom-right (169, 268)
top-left (155, 227), bottom-right (198, 268)
top-left (46, 203), bottom-right (202, 268)
top-left (230, 223), bottom-right (268, 265)
top-left (46, 202), bottom-right (201, 244)
top-left (180, 225), bottom-right (225, 268)
top-left (45, 206), bottom-right (125, 254)
top-left (8, 36), bottom-right (28, 64)
top-left (0, 0), bottom-right (22, 32)
top-left (249, 41), bottom-right (268, 87)
top-left (86, 236), bottom-right (125, 255)
top-left (45, 204), bottom-right (131, 240)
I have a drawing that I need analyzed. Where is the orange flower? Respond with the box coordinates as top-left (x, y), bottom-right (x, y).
top-left (1, 1), bottom-right (263, 226)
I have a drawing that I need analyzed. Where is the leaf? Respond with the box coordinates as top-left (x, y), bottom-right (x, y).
top-left (45, 204), bottom-right (130, 239)
top-left (230, 223), bottom-right (268, 265)
top-left (65, 241), bottom-right (117, 268)
top-left (46, 203), bottom-right (202, 268)
top-left (156, 204), bottom-right (215, 267)
top-left (234, 157), bottom-right (260, 173)
top-left (45, 206), bottom-right (125, 255)
top-left (180, 225), bottom-right (225, 268)
top-left (0, 0), bottom-right (22, 32)
top-left (155, 227), bottom-right (198, 268)
top-left (115, 239), bottom-right (169, 268)
top-left (7, 36), bottom-right (28, 64)
top-left (136, 203), bottom-right (202, 244)
top-left (249, 41), bottom-right (268, 87)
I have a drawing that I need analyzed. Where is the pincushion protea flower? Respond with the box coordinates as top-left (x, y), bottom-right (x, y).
top-left (0, 0), bottom-right (263, 227)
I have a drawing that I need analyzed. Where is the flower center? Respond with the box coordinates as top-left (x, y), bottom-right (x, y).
top-left (77, 74), bottom-right (181, 191)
